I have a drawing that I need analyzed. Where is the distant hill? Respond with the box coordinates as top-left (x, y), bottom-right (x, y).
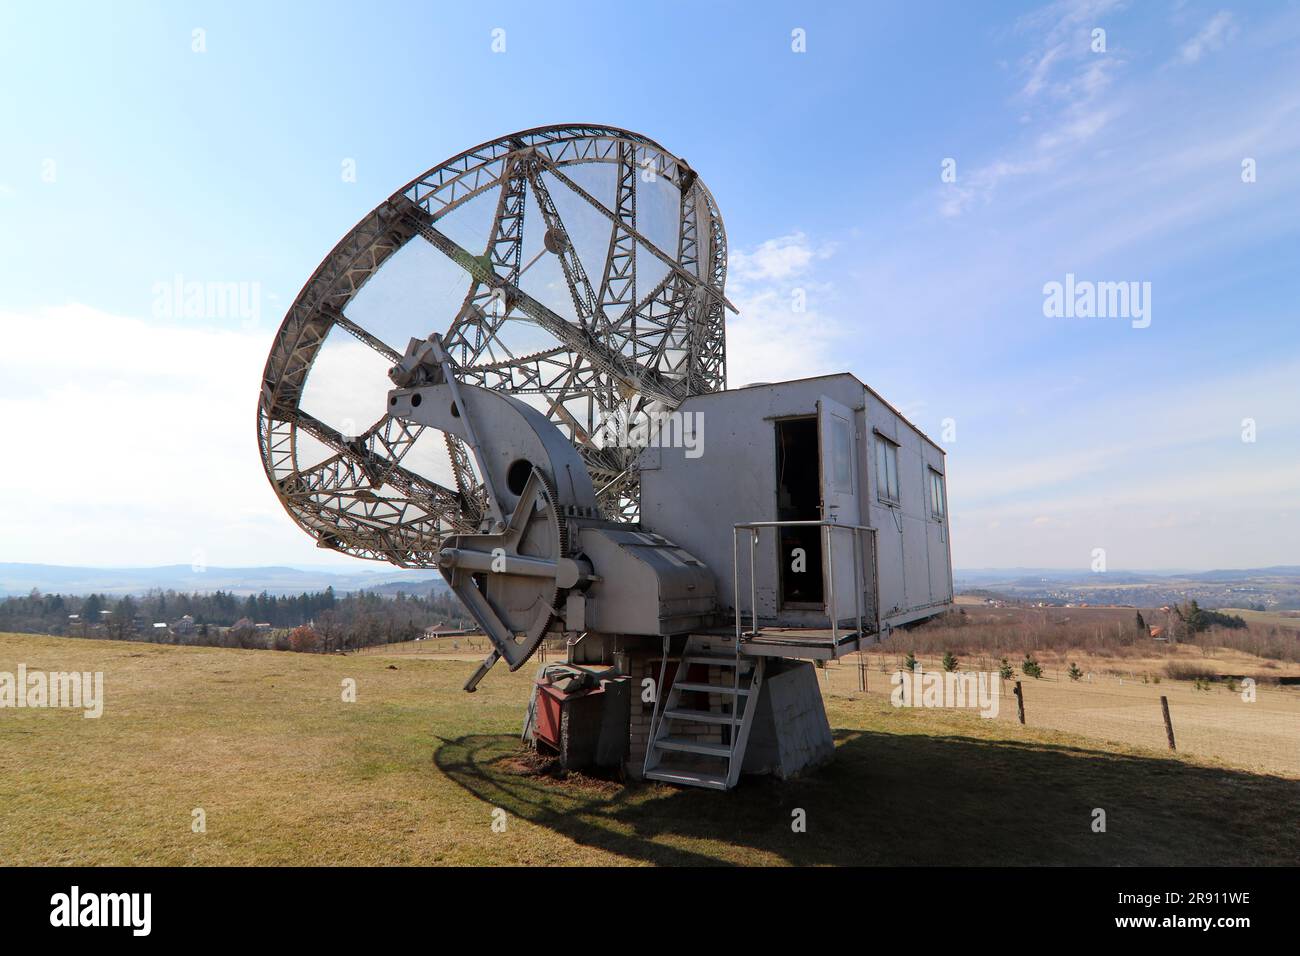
top-left (953, 566), bottom-right (1300, 611)
top-left (955, 566), bottom-right (1300, 586)
top-left (0, 563), bottom-right (445, 597)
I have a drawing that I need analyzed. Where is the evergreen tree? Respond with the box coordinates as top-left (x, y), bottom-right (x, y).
top-left (82, 593), bottom-right (104, 624)
top-left (112, 595), bottom-right (138, 639)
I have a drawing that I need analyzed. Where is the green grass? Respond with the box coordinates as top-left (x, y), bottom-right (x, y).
top-left (1, 632), bottom-right (1296, 865)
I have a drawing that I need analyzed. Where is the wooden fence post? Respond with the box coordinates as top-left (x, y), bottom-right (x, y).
top-left (1160, 695), bottom-right (1176, 751)
top-left (1014, 681), bottom-right (1025, 724)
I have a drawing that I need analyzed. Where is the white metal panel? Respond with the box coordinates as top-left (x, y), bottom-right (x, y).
top-left (923, 443), bottom-right (953, 604)
top-left (817, 395), bottom-right (857, 521)
top-left (817, 395), bottom-right (862, 625)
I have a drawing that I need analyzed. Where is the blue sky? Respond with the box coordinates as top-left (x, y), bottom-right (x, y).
top-left (1, 0), bottom-right (1298, 571)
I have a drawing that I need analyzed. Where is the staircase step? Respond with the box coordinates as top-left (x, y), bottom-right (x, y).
top-left (682, 654), bottom-right (745, 667)
top-left (645, 769), bottom-right (729, 790)
top-left (655, 737), bottom-right (732, 758)
top-left (664, 707), bottom-right (739, 725)
top-left (673, 681), bottom-right (750, 696)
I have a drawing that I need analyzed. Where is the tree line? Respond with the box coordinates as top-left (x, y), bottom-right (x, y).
top-left (0, 586), bottom-right (475, 652)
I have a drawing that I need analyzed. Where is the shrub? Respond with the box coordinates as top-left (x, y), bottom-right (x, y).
top-left (288, 625), bottom-right (321, 653)
top-left (942, 651), bottom-right (958, 672)
top-left (229, 618), bottom-right (258, 650)
top-left (1067, 662), bottom-right (1083, 682)
top-left (1165, 661), bottom-right (1214, 681)
top-left (903, 651), bottom-right (918, 672)
top-left (1021, 655), bottom-right (1043, 679)
top-left (998, 657), bottom-right (1014, 680)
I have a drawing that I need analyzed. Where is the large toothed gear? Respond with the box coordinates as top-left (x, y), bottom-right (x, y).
top-left (436, 468), bottom-right (584, 673)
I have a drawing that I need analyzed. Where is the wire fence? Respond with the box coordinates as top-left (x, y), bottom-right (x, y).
top-left (816, 652), bottom-right (1300, 778)
top-left (351, 632), bottom-right (488, 656)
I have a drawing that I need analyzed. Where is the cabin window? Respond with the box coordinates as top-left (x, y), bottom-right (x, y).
top-left (874, 434), bottom-right (899, 504)
top-left (929, 468), bottom-right (946, 520)
top-left (830, 415), bottom-right (853, 491)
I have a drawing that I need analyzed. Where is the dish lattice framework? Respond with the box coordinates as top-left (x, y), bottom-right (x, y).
top-left (257, 124), bottom-right (730, 567)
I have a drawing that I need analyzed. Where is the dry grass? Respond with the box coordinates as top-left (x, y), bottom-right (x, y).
top-left (1163, 660), bottom-right (1216, 681)
top-left (834, 643), bottom-right (1300, 780)
top-left (1220, 608), bottom-right (1300, 631)
top-left (2, 631), bottom-right (1298, 866)
top-left (911, 604), bottom-right (1300, 663)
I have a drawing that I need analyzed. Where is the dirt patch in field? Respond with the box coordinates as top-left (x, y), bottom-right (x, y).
top-left (497, 748), bottom-right (623, 795)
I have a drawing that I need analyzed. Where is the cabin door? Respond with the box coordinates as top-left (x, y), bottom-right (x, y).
top-left (817, 396), bottom-right (862, 626)
top-left (774, 416), bottom-right (824, 608)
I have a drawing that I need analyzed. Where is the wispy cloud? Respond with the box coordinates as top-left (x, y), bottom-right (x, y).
top-left (941, 1), bottom-right (1125, 217)
top-left (945, 353), bottom-right (1300, 568)
top-left (1179, 11), bottom-right (1237, 64)
top-left (863, 1), bottom-right (1300, 568)
top-left (1020, 42), bottom-right (1067, 98)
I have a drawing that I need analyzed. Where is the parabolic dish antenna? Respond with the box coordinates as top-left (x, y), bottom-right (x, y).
top-left (258, 124), bottom-right (732, 567)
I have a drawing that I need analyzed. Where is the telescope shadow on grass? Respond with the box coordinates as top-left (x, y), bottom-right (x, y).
top-left (432, 729), bottom-right (1300, 866)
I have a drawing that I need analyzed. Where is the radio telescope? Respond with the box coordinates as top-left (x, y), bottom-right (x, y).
top-left (258, 125), bottom-right (954, 789)
top-left (258, 125), bottom-right (732, 567)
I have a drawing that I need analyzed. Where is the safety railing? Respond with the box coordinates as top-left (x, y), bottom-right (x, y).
top-left (732, 520), bottom-right (880, 648)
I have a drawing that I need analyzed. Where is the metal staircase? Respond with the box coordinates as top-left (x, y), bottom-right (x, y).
top-left (643, 635), bottom-right (765, 790)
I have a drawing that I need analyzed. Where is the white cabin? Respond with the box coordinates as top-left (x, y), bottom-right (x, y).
top-left (638, 372), bottom-right (953, 653)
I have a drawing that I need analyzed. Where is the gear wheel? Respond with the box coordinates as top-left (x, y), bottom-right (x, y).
top-left (438, 466), bottom-right (574, 672)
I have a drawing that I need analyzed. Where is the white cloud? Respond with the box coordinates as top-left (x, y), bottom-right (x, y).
top-left (725, 289), bottom-right (840, 386)
top-left (724, 233), bottom-right (843, 385)
top-left (728, 232), bottom-right (832, 283)
top-left (939, 156), bottom-right (1053, 217)
top-left (0, 304), bottom-right (365, 568)
top-left (1021, 43), bottom-right (1066, 98)
top-left (1180, 11), bottom-right (1237, 63)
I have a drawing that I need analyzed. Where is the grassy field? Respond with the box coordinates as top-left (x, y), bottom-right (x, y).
top-left (1219, 607), bottom-right (1300, 631)
top-left (835, 648), bottom-right (1300, 779)
top-left (2, 631), bottom-right (1298, 866)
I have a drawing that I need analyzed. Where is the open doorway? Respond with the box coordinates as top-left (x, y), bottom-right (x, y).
top-left (774, 417), bottom-right (824, 607)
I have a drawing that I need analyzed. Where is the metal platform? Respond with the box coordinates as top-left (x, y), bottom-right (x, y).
top-left (688, 625), bottom-right (874, 661)
top-left (729, 519), bottom-right (883, 658)
top-left (741, 626), bottom-right (870, 660)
